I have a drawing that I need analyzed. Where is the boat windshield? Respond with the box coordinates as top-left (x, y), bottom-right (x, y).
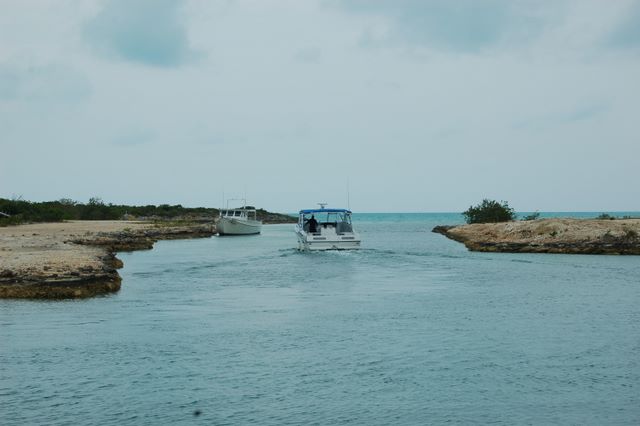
top-left (299, 211), bottom-right (352, 231)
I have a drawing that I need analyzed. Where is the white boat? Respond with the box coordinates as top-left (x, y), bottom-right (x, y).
top-left (217, 203), bottom-right (262, 236)
top-left (295, 207), bottom-right (361, 251)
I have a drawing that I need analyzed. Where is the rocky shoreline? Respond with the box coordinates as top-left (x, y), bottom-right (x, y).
top-left (0, 221), bottom-right (215, 299)
top-left (433, 218), bottom-right (640, 255)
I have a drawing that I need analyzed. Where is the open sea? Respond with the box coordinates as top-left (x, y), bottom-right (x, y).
top-left (2, 213), bottom-right (639, 425)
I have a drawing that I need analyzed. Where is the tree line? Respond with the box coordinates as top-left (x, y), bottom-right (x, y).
top-left (0, 197), bottom-right (218, 226)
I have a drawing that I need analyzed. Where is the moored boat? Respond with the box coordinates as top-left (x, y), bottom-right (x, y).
top-left (295, 206), bottom-right (361, 251)
top-left (217, 203), bottom-right (262, 236)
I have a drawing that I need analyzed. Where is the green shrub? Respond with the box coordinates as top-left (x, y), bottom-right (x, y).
top-left (596, 213), bottom-right (615, 220)
top-left (462, 199), bottom-right (516, 224)
top-left (522, 211), bottom-right (540, 221)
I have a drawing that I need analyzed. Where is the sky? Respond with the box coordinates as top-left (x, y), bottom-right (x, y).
top-left (1, 0), bottom-right (639, 213)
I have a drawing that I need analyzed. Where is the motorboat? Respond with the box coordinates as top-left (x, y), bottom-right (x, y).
top-left (295, 206), bottom-right (361, 251)
top-left (217, 201), bottom-right (262, 236)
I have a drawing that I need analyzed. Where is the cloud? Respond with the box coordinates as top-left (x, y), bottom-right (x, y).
top-left (337, 0), bottom-right (549, 52)
top-left (0, 63), bottom-right (91, 102)
top-left (110, 127), bottom-right (155, 146)
top-left (562, 103), bottom-right (609, 122)
top-left (84, 0), bottom-right (200, 67)
top-left (608, 2), bottom-right (640, 49)
top-left (513, 102), bottom-right (610, 131)
top-left (293, 47), bottom-right (323, 64)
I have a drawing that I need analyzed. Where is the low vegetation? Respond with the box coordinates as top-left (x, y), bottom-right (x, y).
top-left (521, 211), bottom-right (541, 221)
top-left (0, 197), bottom-right (295, 226)
top-left (595, 213), bottom-right (640, 220)
top-left (462, 199), bottom-right (516, 224)
top-left (596, 213), bottom-right (616, 220)
top-left (0, 197), bottom-right (218, 226)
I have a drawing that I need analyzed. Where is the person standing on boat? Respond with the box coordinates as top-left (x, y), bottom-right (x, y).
top-left (307, 215), bottom-right (318, 233)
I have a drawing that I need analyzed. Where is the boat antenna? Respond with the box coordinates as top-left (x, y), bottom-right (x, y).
top-left (318, 203), bottom-right (327, 209)
top-left (347, 178), bottom-right (351, 211)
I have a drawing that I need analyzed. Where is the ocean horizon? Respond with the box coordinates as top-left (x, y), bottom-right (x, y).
top-left (289, 211), bottom-right (640, 217)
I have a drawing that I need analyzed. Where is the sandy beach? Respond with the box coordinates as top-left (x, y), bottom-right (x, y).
top-left (0, 220), bottom-right (215, 298)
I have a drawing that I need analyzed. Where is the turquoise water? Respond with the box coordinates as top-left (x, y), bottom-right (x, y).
top-left (2, 213), bottom-right (639, 425)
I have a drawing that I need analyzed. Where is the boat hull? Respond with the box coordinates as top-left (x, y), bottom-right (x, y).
top-left (295, 227), bottom-right (361, 251)
top-left (217, 218), bottom-right (262, 235)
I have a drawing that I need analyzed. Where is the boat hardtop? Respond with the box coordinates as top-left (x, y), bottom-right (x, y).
top-left (299, 208), bottom-right (352, 214)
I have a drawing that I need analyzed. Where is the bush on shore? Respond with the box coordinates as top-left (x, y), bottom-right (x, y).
top-left (596, 213), bottom-right (616, 220)
top-left (521, 211), bottom-right (541, 221)
top-left (463, 199), bottom-right (516, 224)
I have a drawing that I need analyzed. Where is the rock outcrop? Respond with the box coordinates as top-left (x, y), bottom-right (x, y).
top-left (0, 221), bottom-right (215, 299)
top-left (433, 218), bottom-right (640, 255)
